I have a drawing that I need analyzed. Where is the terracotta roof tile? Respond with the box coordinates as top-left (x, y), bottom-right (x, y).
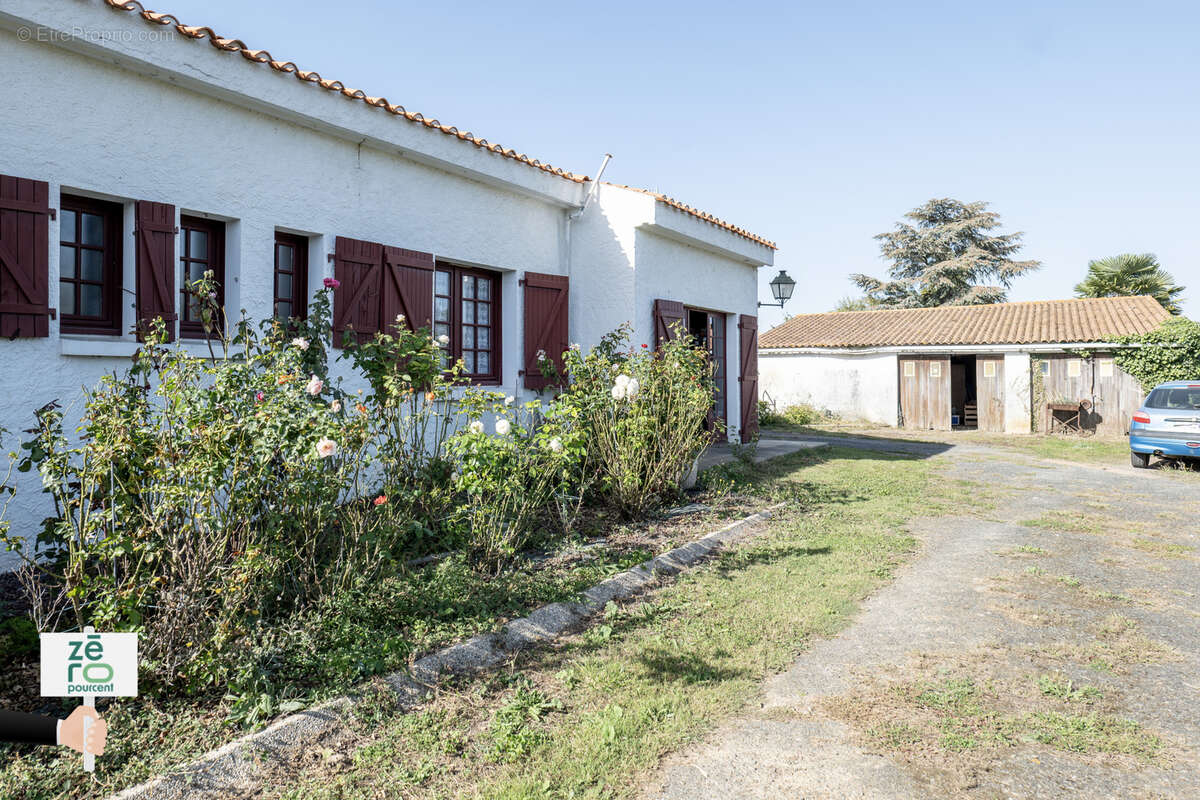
top-left (605, 183), bottom-right (777, 250)
top-left (100, 0), bottom-right (588, 182)
top-left (759, 296), bottom-right (1171, 349)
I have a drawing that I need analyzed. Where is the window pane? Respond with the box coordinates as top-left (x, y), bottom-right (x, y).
top-left (462, 301), bottom-right (475, 324)
top-left (186, 296), bottom-right (201, 321)
top-left (435, 270), bottom-right (450, 295)
top-left (477, 327), bottom-right (489, 349)
top-left (277, 272), bottom-right (292, 301)
top-left (477, 351), bottom-right (489, 374)
top-left (276, 243), bottom-right (293, 271)
top-left (60, 210), bottom-right (77, 242)
top-left (476, 277), bottom-right (490, 301)
top-left (275, 300), bottom-right (292, 321)
top-left (81, 213), bottom-right (104, 246)
top-left (60, 283), bottom-right (75, 315)
top-left (477, 303), bottom-right (489, 325)
top-left (462, 327), bottom-right (474, 349)
top-left (462, 275), bottom-right (475, 299)
top-left (80, 284), bottom-right (103, 317)
top-left (189, 229), bottom-right (208, 260)
top-left (435, 296), bottom-right (450, 322)
top-left (188, 262), bottom-right (207, 283)
top-left (60, 246), bottom-right (76, 278)
top-left (462, 351), bottom-right (475, 374)
top-left (434, 322), bottom-right (450, 339)
top-left (81, 249), bottom-right (104, 282)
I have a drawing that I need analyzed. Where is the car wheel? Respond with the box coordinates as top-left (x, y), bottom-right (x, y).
top-left (1130, 451), bottom-right (1151, 469)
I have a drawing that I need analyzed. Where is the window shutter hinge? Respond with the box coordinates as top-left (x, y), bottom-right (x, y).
top-left (327, 253), bottom-right (335, 263)
top-left (49, 208), bottom-right (56, 221)
top-left (49, 308), bottom-right (57, 320)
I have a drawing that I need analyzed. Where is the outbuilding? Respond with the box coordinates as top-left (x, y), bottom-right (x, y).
top-left (759, 296), bottom-right (1170, 434)
top-left (0, 0), bottom-right (775, 567)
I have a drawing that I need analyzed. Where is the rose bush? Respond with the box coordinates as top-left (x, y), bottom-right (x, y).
top-left (0, 274), bottom-right (718, 701)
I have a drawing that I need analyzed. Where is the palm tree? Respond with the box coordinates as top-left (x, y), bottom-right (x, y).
top-left (1074, 253), bottom-right (1185, 315)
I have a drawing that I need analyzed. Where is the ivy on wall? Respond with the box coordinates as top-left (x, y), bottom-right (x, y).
top-left (1114, 318), bottom-right (1200, 391)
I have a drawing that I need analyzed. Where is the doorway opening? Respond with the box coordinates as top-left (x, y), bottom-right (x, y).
top-left (950, 355), bottom-right (978, 429)
top-left (687, 308), bottom-right (728, 441)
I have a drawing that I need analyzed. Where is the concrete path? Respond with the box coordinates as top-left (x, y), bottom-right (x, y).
top-left (644, 441), bottom-right (1200, 799)
top-left (697, 437), bottom-right (827, 472)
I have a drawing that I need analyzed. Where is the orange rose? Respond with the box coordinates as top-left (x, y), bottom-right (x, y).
top-left (276, 373), bottom-right (293, 385)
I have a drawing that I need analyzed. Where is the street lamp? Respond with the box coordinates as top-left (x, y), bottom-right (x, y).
top-left (759, 269), bottom-right (796, 309)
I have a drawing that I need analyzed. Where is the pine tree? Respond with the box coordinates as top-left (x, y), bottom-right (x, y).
top-left (852, 198), bottom-right (1041, 308)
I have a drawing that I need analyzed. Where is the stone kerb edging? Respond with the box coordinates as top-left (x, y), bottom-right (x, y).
top-left (111, 503), bottom-right (786, 800)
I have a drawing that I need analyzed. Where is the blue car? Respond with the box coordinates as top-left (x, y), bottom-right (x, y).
top-left (1129, 381), bottom-right (1200, 468)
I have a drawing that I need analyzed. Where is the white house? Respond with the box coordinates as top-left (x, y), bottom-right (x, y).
top-left (759, 296), bottom-right (1169, 434)
top-left (0, 0), bottom-right (775, 567)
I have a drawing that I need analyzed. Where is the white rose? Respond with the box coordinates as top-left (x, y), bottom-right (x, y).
top-left (625, 378), bottom-right (640, 399)
top-left (438, 334), bottom-right (450, 345)
top-left (495, 419), bottom-right (511, 436)
top-left (395, 314), bottom-right (406, 325)
top-left (611, 383), bottom-right (626, 401)
top-left (315, 437), bottom-right (338, 459)
top-left (505, 395), bottom-right (515, 406)
top-left (291, 337), bottom-right (309, 351)
top-left (615, 374), bottom-right (631, 388)
top-left (469, 419), bottom-right (484, 434)
top-left (306, 374), bottom-right (324, 396)
top-left (330, 399), bottom-right (342, 412)
top-left (549, 436), bottom-right (564, 453)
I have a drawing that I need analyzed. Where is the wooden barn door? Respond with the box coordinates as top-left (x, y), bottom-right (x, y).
top-left (899, 356), bottom-right (951, 430)
top-left (975, 357), bottom-right (1005, 432)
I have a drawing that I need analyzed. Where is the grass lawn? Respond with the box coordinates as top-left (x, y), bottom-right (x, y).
top-left (243, 445), bottom-right (967, 799)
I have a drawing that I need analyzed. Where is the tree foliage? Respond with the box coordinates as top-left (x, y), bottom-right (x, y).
top-left (1074, 253), bottom-right (1185, 315)
top-left (832, 295), bottom-right (877, 312)
top-left (852, 198), bottom-right (1041, 308)
top-left (1114, 317), bottom-right (1200, 391)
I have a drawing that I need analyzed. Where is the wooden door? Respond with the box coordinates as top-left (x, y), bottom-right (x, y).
top-left (899, 356), bottom-right (951, 430)
top-left (976, 357), bottom-right (1005, 432)
top-left (738, 315), bottom-right (758, 440)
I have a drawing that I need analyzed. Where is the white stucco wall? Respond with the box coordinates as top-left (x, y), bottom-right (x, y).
top-left (1003, 352), bottom-right (1033, 434)
top-left (0, 7), bottom-right (774, 566)
top-left (759, 351), bottom-right (899, 425)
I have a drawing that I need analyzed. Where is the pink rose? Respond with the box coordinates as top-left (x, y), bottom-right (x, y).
top-left (324, 277), bottom-right (340, 289)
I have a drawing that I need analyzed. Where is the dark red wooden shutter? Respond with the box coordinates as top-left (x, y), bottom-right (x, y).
top-left (381, 246), bottom-right (434, 334)
top-left (653, 299), bottom-right (685, 350)
top-left (0, 175), bottom-right (52, 338)
top-left (135, 200), bottom-right (177, 342)
top-left (522, 271), bottom-right (569, 390)
top-left (738, 314), bottom-right (759, 440)
top-left (332, 235), bottom-right (383, 348)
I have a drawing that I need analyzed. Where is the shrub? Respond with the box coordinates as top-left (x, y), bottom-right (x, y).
top-left (1115, 317), bottom-right (1200, 390)
top-left (444, 390), bottom-right (583, 572)
top-left (2, 282), bottom-right (387, 692)
top-left (759, 402), bottom-right (821, 427)
top-left (559, 324), bottom-right (716, 517)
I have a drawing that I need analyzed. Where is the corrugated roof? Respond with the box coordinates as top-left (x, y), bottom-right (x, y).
top-left (759, 296), bottom-right (1171, 349)
top-left (100, 0), bottom-right (587, 182)
top-left (605, 183), bottom-right (777, 250)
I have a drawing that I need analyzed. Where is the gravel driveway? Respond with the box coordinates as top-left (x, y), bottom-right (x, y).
top-left (643, 439), bottom-right (1200, 799)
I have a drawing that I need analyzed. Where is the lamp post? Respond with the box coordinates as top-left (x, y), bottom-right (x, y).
top-left (758, 270), bottom-right (796, 309)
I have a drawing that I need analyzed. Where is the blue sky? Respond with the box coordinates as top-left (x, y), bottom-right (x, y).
top-left (163, 0), bottom-right (1198, 330)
